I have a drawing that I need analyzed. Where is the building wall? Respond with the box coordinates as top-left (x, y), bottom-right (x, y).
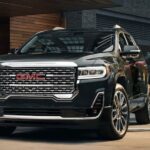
top-left (8, 1), bottom-right (150, 50)
top-left (65, 11), bottom-right (82, 29)
top-left (109, 0), bottom-right (150, 19)
top-left (0, 18), bottom-right (10, 54)
top-left (10, 13), bottom-right (63, 49)
top-left (66, 8), bottom-right (150, 50)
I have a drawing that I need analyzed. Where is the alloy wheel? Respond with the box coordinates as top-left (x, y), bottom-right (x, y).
top-left (112, 90), bottom-right (129, 136)
top-left (148, 97), bottom-right (150, 119)
top-left (147, 85), bottom-right (150, 118)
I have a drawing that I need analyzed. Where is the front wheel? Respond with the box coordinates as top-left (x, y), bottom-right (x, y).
top-left (98, 84), bottom-right (129, 140)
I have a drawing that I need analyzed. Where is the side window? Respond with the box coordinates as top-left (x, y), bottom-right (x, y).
top-left (93, 33), bottom-right (114, 53)
top-left (125, 34), bottom-right (134, 46)
top-left (119, 33), bottom-right (127, 51)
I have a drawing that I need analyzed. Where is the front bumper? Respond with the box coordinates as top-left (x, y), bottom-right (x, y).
top-left (0, 76), bottom-right (115, 127)
top-left (0, 107), bottom-right (112, 129)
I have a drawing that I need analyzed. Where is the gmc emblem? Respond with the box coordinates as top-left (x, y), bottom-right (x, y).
top-left (16, 73), bottom-right (46, 80)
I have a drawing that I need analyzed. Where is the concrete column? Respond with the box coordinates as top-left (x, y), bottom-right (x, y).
top-left (82, 10), bottom-right (96, 28)
top-left (65, 10), bottom-right (96, 29)
top-left (65, 11), bottom-right (83, 29)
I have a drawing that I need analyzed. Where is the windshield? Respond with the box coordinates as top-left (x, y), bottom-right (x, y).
top-left (19, 30), bottom-right (114, 54)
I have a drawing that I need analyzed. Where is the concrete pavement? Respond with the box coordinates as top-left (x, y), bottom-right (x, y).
top-left (0, 126), bottom-right (150, 150)
top-left (0, 114), bottom-right (150, 150)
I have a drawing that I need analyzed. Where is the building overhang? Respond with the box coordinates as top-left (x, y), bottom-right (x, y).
top-left (0, 0), bottom-right (120, 17)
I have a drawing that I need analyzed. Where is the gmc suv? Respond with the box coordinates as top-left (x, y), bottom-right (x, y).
top-left (0, 25), bottom-right (149, 140)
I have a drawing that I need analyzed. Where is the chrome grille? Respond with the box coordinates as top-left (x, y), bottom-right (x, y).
top-left (0, 67), bottom-right (76, 95)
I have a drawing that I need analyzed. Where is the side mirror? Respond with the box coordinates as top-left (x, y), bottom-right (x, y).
top-left (121, 46), bottom-right (141, 55)
top-left (120, 46), bottom-right (141, 59)
top-left (9, 48), bottom-right (18, 54)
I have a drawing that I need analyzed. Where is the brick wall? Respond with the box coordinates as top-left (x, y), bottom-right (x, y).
top-left (10, 13), bottom-right (63, 49)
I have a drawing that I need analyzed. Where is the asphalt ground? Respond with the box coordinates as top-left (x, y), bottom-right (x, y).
top-left (0, 114), bottom-right (150, 150)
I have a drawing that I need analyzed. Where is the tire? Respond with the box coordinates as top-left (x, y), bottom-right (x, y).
top-left (0, 126), bottom-right (16, 136)
top-left (98, 84), bottom-right (129, 140)
top-left (135, 96), bottom-right (150, 124)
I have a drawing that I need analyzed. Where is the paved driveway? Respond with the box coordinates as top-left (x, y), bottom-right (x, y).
top-left (0, 114), bottom-right (150, 150)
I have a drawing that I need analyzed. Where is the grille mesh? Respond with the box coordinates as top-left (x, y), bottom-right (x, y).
top-left (0, 67), bottom-right (76, 95)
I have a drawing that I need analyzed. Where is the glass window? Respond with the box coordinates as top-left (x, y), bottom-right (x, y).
top-left (125, 34), bottom-right (134, 46)
top-left (18, 30), bottom-right (114, 54)
top-left (119, 33), bottom-right (127, 51)
top-left (93, 33), bottom-right (114, 53)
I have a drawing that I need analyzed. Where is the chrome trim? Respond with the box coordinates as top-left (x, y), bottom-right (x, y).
top-left (0, 75), bottom-right (16, 77)
top-left (0, 91), bottom-right (79, 102)
top-left (46, 74), bottom-right (74, 77)
top-left (54, 94), bottom-right (73, 99)
top-left (79, 66), bottom-right (106, 70)
top-left (1, 62), bottom-right (77, 68)
top-left (130, 50), bottom-right (141, 53)
top-left (0, 113), bottom-right (100, 121)
top-left (104, 106), bottom-right (112, 109)
top-left (0, 74), bottom-right (74, 77)
top-left (7, 84), bottom-right (74, 87)
top-left (91, 92), bottom-right (104, 108)
top-left (77, 80), bottom-right (80, 84)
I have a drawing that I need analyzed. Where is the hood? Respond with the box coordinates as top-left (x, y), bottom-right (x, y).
top-left (0, 53), bottom-right (114, 67)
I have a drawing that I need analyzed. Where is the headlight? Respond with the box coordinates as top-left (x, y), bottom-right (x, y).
top-left (78, 66), bottom-right (107, 80)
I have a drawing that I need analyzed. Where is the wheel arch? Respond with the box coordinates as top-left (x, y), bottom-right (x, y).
top-left (116, 76), bottom-right (128, 92)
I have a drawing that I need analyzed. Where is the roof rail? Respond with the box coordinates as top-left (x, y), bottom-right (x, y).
top-left (113, 24), bottom-right (122, 29)
top-left (53, 27), bottom-right (65, 31)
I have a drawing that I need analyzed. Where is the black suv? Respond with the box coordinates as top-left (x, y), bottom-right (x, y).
top-left (0, 25), bottom-right (149, 140)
